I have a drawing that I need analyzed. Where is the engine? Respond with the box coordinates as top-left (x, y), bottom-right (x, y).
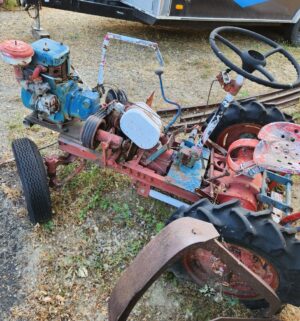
top-left (0, 39), bottom-right (100, 124)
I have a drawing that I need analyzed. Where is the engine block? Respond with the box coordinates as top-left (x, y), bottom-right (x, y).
top-left (1, 38), bottom-right (100, 124)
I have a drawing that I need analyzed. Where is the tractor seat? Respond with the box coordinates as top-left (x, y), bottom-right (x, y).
top-left (253, 122), bottom-right (300, 174)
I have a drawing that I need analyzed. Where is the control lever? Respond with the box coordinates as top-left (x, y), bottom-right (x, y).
top-left (155, 69), bottom-right (182, 133)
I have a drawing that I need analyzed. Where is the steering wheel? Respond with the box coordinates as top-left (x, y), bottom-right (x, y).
top-left (210, 26), bottom-right (300, 89)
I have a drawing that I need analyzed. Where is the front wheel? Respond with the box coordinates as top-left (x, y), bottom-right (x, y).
top-left (12, 138), bottom-right (52, 224)
top-left (167, 199), bottom-right (300, 308)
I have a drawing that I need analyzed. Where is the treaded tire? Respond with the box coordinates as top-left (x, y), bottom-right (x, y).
top-left (105, 88), bottom-right (128, 105)
top-left (12, 138), bottom-right (52, 224)
top-left (204, 100), bottom-right (292, 148)
top-left (167, 199), bottom-right (300, 308)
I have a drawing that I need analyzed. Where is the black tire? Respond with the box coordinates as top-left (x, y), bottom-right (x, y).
top-left (105, 88), bottom-right (128, 105)
top-left (105, 89), bottom-right (118, 104)
top-left (167, 199), bottom-right (300, 308)
top-left (12, 138), bottom-right (52, 224)
top-left (288, 20), bottom-right (300, 47)
top-left (204, 100), bottom-right (292, 149)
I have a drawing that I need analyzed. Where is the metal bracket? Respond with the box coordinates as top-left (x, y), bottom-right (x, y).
top-left (258, 170), bottom-right (293, 215)
top-left (25, 0), bottom-right (50, 39)
top-left (97, 32), bottom-right (164, 90)
top-left (109, 218), bottom-right (281, 321)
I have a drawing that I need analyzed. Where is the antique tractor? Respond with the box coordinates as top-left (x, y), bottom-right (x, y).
top-left (1, 27), bottom-right (300, 313)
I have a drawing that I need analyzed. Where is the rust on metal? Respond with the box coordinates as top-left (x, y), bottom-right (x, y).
top-left (254, 122), bottom-right (300, 174)
top-left (109, 218), bottom-right (219, 321)
top-left (44, 154), bottom-right (85, 187)
top-left (209, 240), bottom-right (281, 317)
top-left (108, 218), bottom-right (281, 321)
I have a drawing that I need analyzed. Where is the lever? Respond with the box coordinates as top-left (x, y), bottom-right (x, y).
top-left (155, 69), bottom-right (181, 133)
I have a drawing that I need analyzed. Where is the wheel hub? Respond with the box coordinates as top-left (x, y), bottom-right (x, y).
top-left (183, 243), bottom-right (279, 299)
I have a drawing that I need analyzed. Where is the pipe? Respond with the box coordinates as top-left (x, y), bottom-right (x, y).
top-left (155, 70), bottom-right (182, 133)
top-left (31, 65), bottom-right (47, 81)
top-left (13, 66), bottom-right (24, 83)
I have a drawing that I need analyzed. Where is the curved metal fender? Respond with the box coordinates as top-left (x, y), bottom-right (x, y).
top-left (108, 217), bottom-right (281, 321)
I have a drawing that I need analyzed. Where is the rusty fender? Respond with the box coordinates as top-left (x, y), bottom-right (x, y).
top-left (108, 217), bottom-right (281, 321)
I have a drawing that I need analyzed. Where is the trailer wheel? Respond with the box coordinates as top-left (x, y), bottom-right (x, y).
top-left (167, 199), bottom-right (300, 308)
top-left (12, 138), bottom-right (52, 224)
top-left (288, 20), bottom-right (300, 46)
top-left (204, 100), bottom-right (292, 149)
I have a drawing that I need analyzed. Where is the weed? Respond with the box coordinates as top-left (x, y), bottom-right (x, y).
top-left (113, 203), bottom-right (132, 224)
top-left (238, 89), bottom-right (250, 98)
top-left (43, 220), bottom-right (55, 232)
top-left (126, 239), bottom-right (143, 257)
top-left (155, 221), bottom-right (165, 233)
top-left (292, 111), bottom-right (300, 124)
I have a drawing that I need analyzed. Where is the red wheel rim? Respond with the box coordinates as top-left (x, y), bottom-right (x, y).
top-left (183, 243), bottom-right (279, 299)
top-left (216, 123), bottom-right (262, 149)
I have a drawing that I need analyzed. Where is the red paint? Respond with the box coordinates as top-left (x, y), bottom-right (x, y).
top-left (31, 65), bottom-right (47, 81)
top-left (216, 123), bottom-right (262, 149)
top-left (226, 138), bottom-right (259, 172)
top-left (141, 148), bottom-right (174, 175)
top-left (44, 154), bottom-right (83, 187)
top-left (280, 212), bottom-right (300, 225)
top-left (96, 129), bottom-right (123, 149)
top-left (0, 40), bottom-right (34, 59)
top-left (211, 151), bottom-right (262, 211)
top-left (183, 244), bottom-right (279, 299)
top-left (258, 121), bottom-right (300, 141)
top-left (254, 122), bottom-right (300, 174)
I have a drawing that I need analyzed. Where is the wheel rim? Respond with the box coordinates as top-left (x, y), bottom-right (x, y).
top-left (183, 243), bottom-right (279, 299)
top-left (216, 123), bottom-right (262, 149)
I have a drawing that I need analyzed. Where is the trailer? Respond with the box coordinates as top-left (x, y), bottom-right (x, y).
top-left (37, 0), bottom-right (300, 44)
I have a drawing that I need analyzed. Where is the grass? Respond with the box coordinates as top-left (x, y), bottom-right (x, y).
top-left (15, 158), bottom-right (250, 321)
top-left (3, 0), bottom-right (18, 9)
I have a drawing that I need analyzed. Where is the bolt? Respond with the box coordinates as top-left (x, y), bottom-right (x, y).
top-left (192, 228), bottom-right (201, 235)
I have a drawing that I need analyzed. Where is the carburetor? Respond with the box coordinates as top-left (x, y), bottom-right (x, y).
top-left (0, 38), bottom-right (100, 124)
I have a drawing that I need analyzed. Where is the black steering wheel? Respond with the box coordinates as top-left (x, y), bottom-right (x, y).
top-left (210, 26), bottom-right (300, 89)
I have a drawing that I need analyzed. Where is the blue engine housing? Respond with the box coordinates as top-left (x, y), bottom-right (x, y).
top-left (21, 38), bottom-right (100, 123)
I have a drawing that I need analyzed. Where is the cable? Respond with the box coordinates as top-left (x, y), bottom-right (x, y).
top-left (206, 79), bottom-right (218, 107)
top-left (0, 140), bottom-right (57, 167)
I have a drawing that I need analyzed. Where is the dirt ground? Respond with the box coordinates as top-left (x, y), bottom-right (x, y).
top-left (1, 6), bottom-right (300, 321)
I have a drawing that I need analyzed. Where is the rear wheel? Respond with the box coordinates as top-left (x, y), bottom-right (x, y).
top-left (205, 100), bottom-right (292, 149)
top-left (168, 199), bottom-right (300, 308)
top-left (12, 138), bottom-right (52, 224)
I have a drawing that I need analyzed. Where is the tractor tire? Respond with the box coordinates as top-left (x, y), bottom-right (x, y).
top-left (204, 100), bottom-right (292, 149)
top-left (167, 199), bottom-right (300, 308)
top-left (12, 138), bottom-right (52, 224)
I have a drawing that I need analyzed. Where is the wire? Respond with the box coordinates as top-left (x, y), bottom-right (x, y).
top-left (0, 141), bottom-right (57, 167)
top-left (206, 79), bottom-right (218, 107)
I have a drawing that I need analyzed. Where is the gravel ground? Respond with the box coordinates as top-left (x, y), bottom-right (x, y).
top-left (1, 6), bottom-right (300, 321)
